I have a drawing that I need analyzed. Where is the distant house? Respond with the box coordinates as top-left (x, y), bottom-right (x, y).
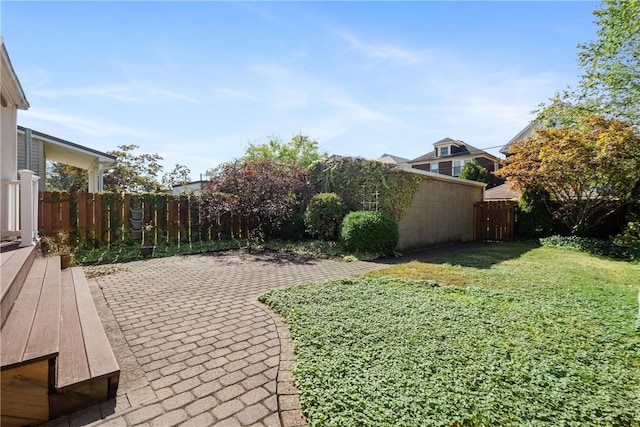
top-left (409, 137), bottom-right (501, 179)
top-left (483, 183), bottom-right (520, 201)
top-left (17, 126), bottom-right (116, 192)
top-left (499, 122), bottom-right (537, 156)
top-left (500, 119), bottom-right (563, 156)
top-left (376, 153), bottom-right (412, 170)
top-left (172, 180), bottom-right (207, 196)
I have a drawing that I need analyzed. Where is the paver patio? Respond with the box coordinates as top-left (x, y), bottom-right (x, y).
top-left (45, 244), bottom-right (479, 427)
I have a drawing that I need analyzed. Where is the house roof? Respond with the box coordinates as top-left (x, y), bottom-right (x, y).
top-left (376, 153), bottom-right (412, 168)
top-left (405, 167), bottom-right (487, 188)
top-left (378, 153), bottom-right (410, 164)
top-left (18, 126), bottom-right (116, 170)
top-left (1, 38), bottom-right (29, 110)
top-left (410, 139), bottom-right (499, 164)
top-left (484, 183), bottom-right (520, 201)
top-left (500, 122), bottom-right (537, 155)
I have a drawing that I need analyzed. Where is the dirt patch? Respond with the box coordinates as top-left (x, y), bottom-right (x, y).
top-left (84, 265), bottom-right (129, 278)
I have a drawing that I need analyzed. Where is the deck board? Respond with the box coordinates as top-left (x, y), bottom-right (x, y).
top-left (0, 257), bottom-right (49, 369)
top-left (1, 246), bottom-right (36, 327)
top-left (57, 269), bottom-right (90, 389)
top-left (23, 257), bottom-right (61, 363)
top-left (72, 267), bottom-right (119, 380)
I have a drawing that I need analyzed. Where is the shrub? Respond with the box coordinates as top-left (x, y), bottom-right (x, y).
top-left (341, 211), bottom-right (399, 255)
top-left (613, 221), bottom-right (640, 248)
top-left (304, 193), bottom-right (346, 241)
top-left (202, 159), bottom-right (315, 240)
top-left (516, 186), bottom-right (554, 237)
top-left (308, 157), bottom-right (422, 221)
top-left (540, 235), bottom-right (640, 261)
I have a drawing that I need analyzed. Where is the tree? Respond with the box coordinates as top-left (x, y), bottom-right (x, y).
top-left (161, 164), bottom-right (191, 190)
top-left (536, 1), bottom-right (639, 124)
top-left (46, 161), bottom-right (88, 192)
top-left (244, 134), bottom-right (327, 169)
top-left (496, 115), bottom-right (640, 236)
top-left (202, 158), bottom-right (315, 239)
top-left (103, 144), bottom-right (163, 193)
top-left (577, 0), bottom-right (640, 123)
top-left (459, 160), bottom-right (488, 183)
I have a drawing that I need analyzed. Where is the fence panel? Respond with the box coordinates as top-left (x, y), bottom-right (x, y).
top-left (474, 201), bottom-right (515, 241)
top-left (167, 196), bottom-right (179, 244)
top-left (38, 191), bottom-right (245, 247)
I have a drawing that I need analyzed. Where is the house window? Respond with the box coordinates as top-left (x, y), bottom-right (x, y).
top-left (430, 163), bottom-right (439, 174)
top-left (452, 159), bottom-right (471, 176)
top-left (439, 146), bottom-right (449, 157)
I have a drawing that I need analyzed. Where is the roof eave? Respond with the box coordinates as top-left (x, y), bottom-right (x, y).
top-left (1, 38), bottom-right (30, 110)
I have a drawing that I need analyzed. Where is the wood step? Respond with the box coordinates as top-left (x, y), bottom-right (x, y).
top-left (1, 256), bottom-right (120, 423)
top-left (1, 256), bottom-right (61, 369)
top-left (57, 267), bottom-right (120, 390)
top-left (50, 267), bottom-right (120, 418)
top-left (0, 245), bottom-right (37, 327)
top-left (1, 255), bottom-right (60, 426)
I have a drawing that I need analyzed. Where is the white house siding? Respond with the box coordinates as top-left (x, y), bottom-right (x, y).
top-left (17, 131), bottom-right (45, 190)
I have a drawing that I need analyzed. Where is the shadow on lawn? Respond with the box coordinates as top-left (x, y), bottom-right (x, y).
top-left (376, 240), bottom-right (540, 270)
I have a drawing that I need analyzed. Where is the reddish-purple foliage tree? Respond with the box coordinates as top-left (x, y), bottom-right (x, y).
top-left (201, 159), bottom-right (315, 239)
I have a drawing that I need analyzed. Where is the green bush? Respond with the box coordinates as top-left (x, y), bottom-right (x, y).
top-left (613, 221), bottom-right (640, 248)
top-left (516, 186), bottom-right (554, 237)
top-left (304, 193), bottom-right (346, 241)
top-left (341, 211), bottom-right (399, 255)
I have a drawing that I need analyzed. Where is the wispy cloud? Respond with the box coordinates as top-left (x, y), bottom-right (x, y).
top-left (21, 108), bottom-right (164, 140)
top-left (333, 29), bottom-right (423, 66)
top-left (31, 82), bottom-right (198, 104)
top-left (32, 84), bottom-right (139, 102)
top-left (216, 88), bottom-right (263, 103)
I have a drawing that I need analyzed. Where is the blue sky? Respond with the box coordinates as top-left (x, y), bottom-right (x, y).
top-left (2, 1), bottom-right (598, 180)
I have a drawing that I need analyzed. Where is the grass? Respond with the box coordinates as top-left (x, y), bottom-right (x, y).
top-left (259, 242), bottom-right (640, 427)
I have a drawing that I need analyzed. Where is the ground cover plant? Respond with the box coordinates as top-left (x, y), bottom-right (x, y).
top-left (73, 238), bottom-right (359, 264)
top-left (259, 242), bottom-right (640, 426)
top-left (540, 235), bottom-right (640, 261)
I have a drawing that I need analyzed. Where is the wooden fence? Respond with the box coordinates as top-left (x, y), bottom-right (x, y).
top-left (38, 192), bottom-right (248, 247)
top-left (474, 201), bottom-right (516, 241)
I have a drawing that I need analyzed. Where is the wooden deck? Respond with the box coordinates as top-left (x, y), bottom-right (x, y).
top-left (0, 244), bottom-right (119, 426)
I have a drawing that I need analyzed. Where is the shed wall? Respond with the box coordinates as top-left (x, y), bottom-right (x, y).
top-left (397, 178), bottom-right (483, 251)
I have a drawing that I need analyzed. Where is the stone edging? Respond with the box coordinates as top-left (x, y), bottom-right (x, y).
top-left (254, 299), bottom-right (309, 427)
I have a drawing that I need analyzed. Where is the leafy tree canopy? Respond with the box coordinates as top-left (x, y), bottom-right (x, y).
top-left (459, 160), bottom-right (488, 183)
top-left (161, 163), bottom-right (191, 190)
top-left (244, 134), bottom-right (327, 169)
top-left (496, 115), bottom-right (640, 236)
top-left (46, 161), bottom-right (88, 192)
top-left (537, 0), bottom-right (640, 124)
top-left (103, 144), bottom-right (163, 193)
top-left (202, 158), bottom-right (314, 239)
top-left (577, 0), bottom-right (640, 123)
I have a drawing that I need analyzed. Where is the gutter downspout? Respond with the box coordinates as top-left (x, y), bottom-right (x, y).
top-left (25, 128), bottom-right (32, 170)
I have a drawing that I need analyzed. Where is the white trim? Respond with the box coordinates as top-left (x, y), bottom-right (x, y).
top-left (1, 38), bottom-right (29, 110)
top-left (403, 166), bottom-right (487, 188)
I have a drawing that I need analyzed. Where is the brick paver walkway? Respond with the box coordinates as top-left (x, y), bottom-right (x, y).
top-left (46, 244), bottom-right (479, 427)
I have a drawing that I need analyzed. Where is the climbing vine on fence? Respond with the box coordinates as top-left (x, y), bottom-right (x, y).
top-left (38, 191), bottom-right (249, 248)
top-left (308, 157), bottom-right (423, 220)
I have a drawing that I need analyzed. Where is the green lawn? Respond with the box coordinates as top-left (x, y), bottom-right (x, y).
top-left (259, 242), bottom-right (640, 427)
